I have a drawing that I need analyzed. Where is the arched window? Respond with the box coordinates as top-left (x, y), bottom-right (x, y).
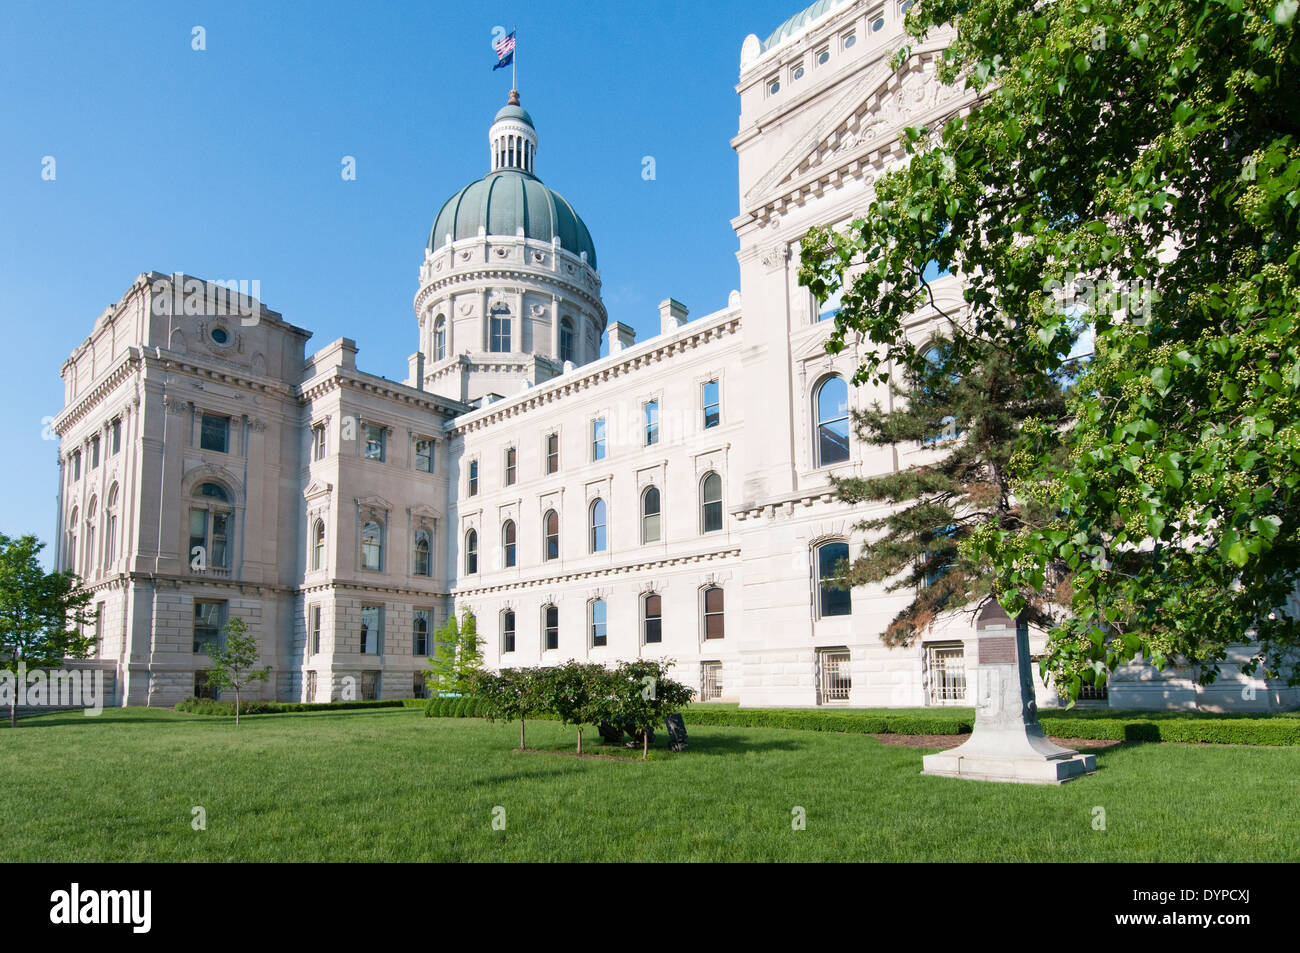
top-left (312, 519), bottom-right (325, 571)
top-left (464, 529), bottom-right (478, 574)
top-left (84, 497), bottom-right (97, 575)
top-left (543, 603), bottom-right (559, 650)
top-left (816, 541), bottom-right (852, 617)
top-left (361, 520), bottom-right (383, 571)
top-left (502, 520), bottom-right (517, 568)
top-left (502, 610), bottom-right (516, 653)
top-left (641, 486), bottom-right (661, 543)
top-left (589, 499), bottom-right (607, 553)
top-left (433, 315), bottom-right (446, 361)
top-left (643, 592), bottom-right (662, 644)
top-left (921, 344), bottom-right (962, 444)
top-left (413, 529), bottom-right (431, 576)
top-left (703, 586), bottom-right (725, 639)
top-left (543, 509), bottom-right (559, 561)
top-left (67, 507), bottom-right (78, 573)
top-left (590, 599), bottom-right (607, 647)
top-left (560, 317), bottom-right (575, 364)
top-left (189, 482), bottom-right (232, 572)
top-left (489, 306), bottom-right (511, 353)
top-left (815, 376), bottom-right (851, 466)
top-left (700, 472), bottom-right (723, 534)
top-left (104, 484), bottom-right (119, 567)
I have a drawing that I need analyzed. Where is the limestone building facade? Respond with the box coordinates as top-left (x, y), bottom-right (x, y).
top-left (51, 0), bottom-right (1298, 712)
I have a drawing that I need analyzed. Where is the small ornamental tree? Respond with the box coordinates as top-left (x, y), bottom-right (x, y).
top-left (539, 661), bottom-right (611, 754)
top-left (203, 615), bottom-right (271, 726)
top-left (0, 534), bottom-right (96, 728)
top-left (611, 659), bottom-right (695, 760)
top-left (477, 667), bottom-right (546, 750)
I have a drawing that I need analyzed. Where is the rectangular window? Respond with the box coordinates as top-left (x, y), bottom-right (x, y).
top-left (544, 605), bottom-right (559, 651)
top-left (200, 414), bottom-right (230, 453)
top-left (94, 602), bottom-right (104, 653)
top-left (111, 418), bottom-right (121, 455)
top-left (703, 380), bottom-right (720, 429)
top-left (644, 401), bottom-right (659, 446)
top-left (504, 447), bottom-right (516, 485)
top-left (194, 670), bottom-right (216, 699)
top-left (90, 435), bottom-right (100, 468)
top-left (364, 425), bottom-right (385, 461)
top-left (310, 605), bottom-right (321, 654)
top-left (72, 450), bottom-right (81, 481)
top-left (413, 673), bottom-right (428, 699)
top-left (590, 599), bottom-right (607, 647)
top-left (413, 609), bottom-right (430, 656)
top-left (189, 508), bottom-right (230, 570)
top-left (502, 610), bottom-right (516, 654)
top-left (193, 600), bottom-right (225, 654)
top-left (467, 459), bottom-right (478, 495)
top-left (592, 418), bottom-right (606, 461)
top-left (306, 670), bottom-right (318, 702)
top-left (816, 287), bottom-right (843, 323)
top-left (415, 439), bottom-right (434, 473)
top-left (360, 605), bottom-right (382, 655)
top-left (360, 671), bottom-right (379, 701)
top-left (545, 433), bottom-right (559, 474)
top-left (312, 423), bottom-right (327, 461)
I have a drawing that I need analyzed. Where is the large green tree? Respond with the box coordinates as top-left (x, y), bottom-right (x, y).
top-left (800, 0), bottom-right (1300, 696)
top-left (0, 534), bottom-right (96, 728)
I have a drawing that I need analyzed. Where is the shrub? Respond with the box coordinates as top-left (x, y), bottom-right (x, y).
top-left (174, 698), bottom-right (406, 716)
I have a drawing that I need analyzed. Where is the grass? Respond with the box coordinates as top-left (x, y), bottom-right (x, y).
top-left (2, 707), bottom-right (1297, 861)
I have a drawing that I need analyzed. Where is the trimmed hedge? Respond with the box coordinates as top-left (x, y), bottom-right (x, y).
top-left (679, 707), bottom-right (972, 736)
top-left (175, 697), bottom-right (408, 716)
top-left (1038, 716), bottom-right (1300, 746)
top-left (423, 695), bottom-right (489, 718)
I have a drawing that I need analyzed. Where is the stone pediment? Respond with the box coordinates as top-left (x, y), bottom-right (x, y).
top-left (744, 53), bottom-right (956, 210)
top-left (304, 481), bottom-right (333, 502)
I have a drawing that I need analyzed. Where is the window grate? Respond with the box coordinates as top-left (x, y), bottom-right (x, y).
top-left (817, 650), bottom-right (851, 704)
top-left (926, 643), bottom-right (967, 704)
top-left (701, 662), bottom-right (723, 701)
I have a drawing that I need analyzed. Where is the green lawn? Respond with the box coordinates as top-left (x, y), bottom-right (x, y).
top-left (3, 707), bottom-right (1296, 862)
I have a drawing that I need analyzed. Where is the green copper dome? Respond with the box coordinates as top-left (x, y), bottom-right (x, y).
top-left (494, 102), bottom-right (534, 127)
top-left (427, 92), bottom-right (596, 267)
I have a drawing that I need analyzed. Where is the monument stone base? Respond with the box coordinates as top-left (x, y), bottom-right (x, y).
top-left (921, 602), bottom-right (1098, 785)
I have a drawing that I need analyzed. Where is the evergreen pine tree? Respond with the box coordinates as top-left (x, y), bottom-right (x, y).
top-left (828, 329), bottom-right (1072, 645)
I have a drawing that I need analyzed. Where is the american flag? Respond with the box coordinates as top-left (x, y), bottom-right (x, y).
top-left (493, 31), bottom-right (515, 70)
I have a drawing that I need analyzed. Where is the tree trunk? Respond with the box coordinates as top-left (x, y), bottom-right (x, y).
top-left (9, 697), bottom-right (14, 730)
top-left (234, 688), bottom-right (240, 726)
top-left (519, 718), bottom-right (526, 751)
top-left (642, 730), bottom-right (648, 761)
top-left (577, 726), bottom-right (583, 755)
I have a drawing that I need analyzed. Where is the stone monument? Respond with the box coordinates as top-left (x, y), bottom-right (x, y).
top-left (922, 602), bottom-right (1097, 784)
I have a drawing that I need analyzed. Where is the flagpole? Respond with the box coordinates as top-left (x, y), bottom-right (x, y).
top-left (512, 24), bottom-right (517, 91)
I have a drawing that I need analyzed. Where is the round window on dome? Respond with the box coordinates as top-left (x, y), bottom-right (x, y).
top-left (769, 79), bottom-right (780, 95)
top-left (210, 327), bottom-right (229, 345)
top-left (871, 16), bottom-right (885, 31)
top-left (843, 32), bottom-right (856, 49)
top-left (793, 65), bottom-right (805, 81)
top-left (817, 49), bottom-right (830, 65)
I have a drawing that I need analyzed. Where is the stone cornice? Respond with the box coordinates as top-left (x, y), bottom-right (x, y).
top-left (451, 546), bottom-right (741, 598)
top-left (450, 309), bottom-right (743, 436)
top-left (53, 351), bottom-right (143, 435)
top-left (297, 368), bottom-right (468, 421)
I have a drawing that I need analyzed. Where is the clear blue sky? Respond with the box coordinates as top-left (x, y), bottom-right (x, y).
top-left (0, 0), bottom-right (807, 552)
